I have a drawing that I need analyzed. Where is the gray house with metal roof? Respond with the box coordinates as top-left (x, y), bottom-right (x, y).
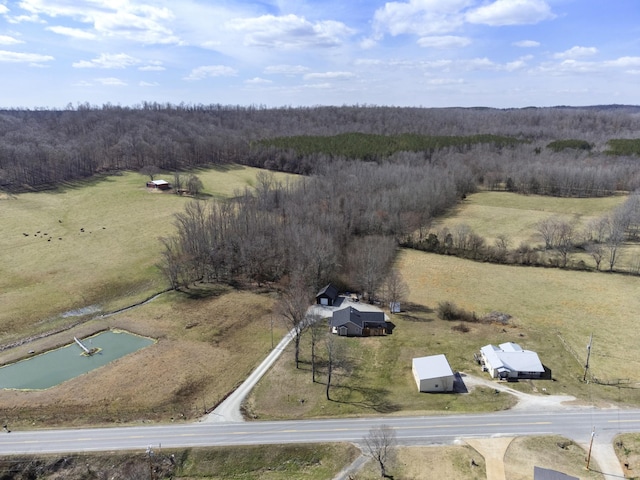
top-left (330, 307), bottom-right (387, 336)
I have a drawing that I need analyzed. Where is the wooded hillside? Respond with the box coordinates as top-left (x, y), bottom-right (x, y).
top-left (1, 104), bottom-right (640, 193)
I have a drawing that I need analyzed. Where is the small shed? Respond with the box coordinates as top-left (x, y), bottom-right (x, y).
top-left (412, 354), bottom-right (455, 392)
top-left (146, 179), bottom-right (171, 190)
top-left (316, 283), bottom-right (339, 306)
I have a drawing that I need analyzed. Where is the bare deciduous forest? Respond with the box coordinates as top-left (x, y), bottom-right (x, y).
top-left (3, 104), bottom-right (640, 297)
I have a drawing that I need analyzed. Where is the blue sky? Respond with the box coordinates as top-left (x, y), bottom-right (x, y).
top-left (0, 0), bottom-right (639, 108)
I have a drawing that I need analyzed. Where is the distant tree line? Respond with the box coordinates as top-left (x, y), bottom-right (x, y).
top-left (1, 104), bottom-right (640, 193)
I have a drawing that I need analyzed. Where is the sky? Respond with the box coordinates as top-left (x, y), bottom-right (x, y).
top-left (0, 0), bottom-right (639, 109)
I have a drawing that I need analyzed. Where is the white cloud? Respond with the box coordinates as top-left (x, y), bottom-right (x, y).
top-left (359, 37), bottom-right (377, 49)
top-left (227, 14), bottom-right (354, 49)
top-left (0, 4), bottom-right (8, 14)
top-left (95, 77), bottom-right (127, 86)
top-left (244, 77), bottom-right (272, 85)
top-left (372, 0), bottom-right (469, 38)
top-left (139, 64), bottom-right (165, 72)
top-left (304, 82), bottom-right (331, 89)
top-left (139, 80), bottom-right (159, 87)
top-left (467, 0), bottom-right (554, 26)
top-left (0, 49), bottom-right (53, 63)
top-left (0, 35), bottom-right (23, 45)
top-left (417, 35), bottom-right (471, 48)
top-left (426, 77), bottom-right (464, 85)
top-left (554, 46), bottom-right (598, 59)
top-left (604, 57), bottom-right (640, 68)
top-left (73, 53), bottom-right (140, 69)
top-left (264, 64), bottom-right (311, 75)
top-left (46, 26), bottom-right (96, 40)
top-left (514, 40), bottom-right (540, 48)
top-left (183, 65), bottom-right (238, 81)
top-left (17, 0), bottom-right (180, 44)
top-left (303, 71), bottom-right (355, 81)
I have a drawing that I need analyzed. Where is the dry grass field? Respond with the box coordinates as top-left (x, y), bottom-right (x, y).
top-left (503, 435), bottom-right (606, 479)
top-left (433, 191), bottom-right (627, 248)
top-left (0, 287), bottom-right (286, 427)
top-left (0, 165), bottom-right (293, 343)
top-left (429, 191), bottom-right (640, 271)
top-left (397, 249), bottom-right (640, 403)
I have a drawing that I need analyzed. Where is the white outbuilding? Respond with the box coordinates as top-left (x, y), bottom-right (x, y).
top-left (412, 354), bottom-right (455, 392)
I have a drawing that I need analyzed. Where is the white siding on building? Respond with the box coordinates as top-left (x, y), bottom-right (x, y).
top-left (412, 354), bottom-right (455, 392)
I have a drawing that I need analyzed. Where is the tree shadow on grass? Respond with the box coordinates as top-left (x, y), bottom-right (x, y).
top-left (179, 283), bottom-right (228, 300)
top-left (329, 384), bottom-right (401, 414)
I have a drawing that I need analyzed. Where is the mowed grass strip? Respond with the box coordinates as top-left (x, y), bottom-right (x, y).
top-left (0, 166), bottom-right (294, 341)
top-left (398, 249), bottom-right (640, 396)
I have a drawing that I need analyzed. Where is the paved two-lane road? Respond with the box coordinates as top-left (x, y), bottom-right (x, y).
top-left (1, 408), bottom-right (639, 455)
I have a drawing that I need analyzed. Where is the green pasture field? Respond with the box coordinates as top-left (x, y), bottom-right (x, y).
top-left (0, 166), bottom-right (294, 343)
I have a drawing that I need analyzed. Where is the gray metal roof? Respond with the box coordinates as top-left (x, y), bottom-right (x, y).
top-left (481, 343), bottom-right (544, 373)
top-left (412, 354), bottom-right (454, 380)
top-left (330, 307), bottom-right (386, 328)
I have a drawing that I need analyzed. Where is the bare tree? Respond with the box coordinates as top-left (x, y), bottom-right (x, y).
top-left (347, 235), bottom-right (397, 302)
top-left (554, 220), bottom-right (574, 268)
top-left (308, 314), bottom-right (324, 383)
top-left (605, 215), bottom-right (625, 272)
top-left (586, 242), bottom-right (604, 271)
top-left (187, 174), bottom-right (204, 197)
top-left (277, 274), bottom-right (314, 369)
top-left (363, 424), bottom-right (397, 478)
top-left (325, 332), bottom-right (344, 401)
top-left (139, 164), bottom-right (161, 180)
top-left (377, 269), bottom-right (409, 313)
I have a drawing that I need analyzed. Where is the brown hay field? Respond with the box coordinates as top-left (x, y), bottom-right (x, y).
top-left (0, 287), bottom-right (285, 428)
top-left (397, 249), bottom-right (640, 403)
top-left (0, 166), bottom-right (294, 343)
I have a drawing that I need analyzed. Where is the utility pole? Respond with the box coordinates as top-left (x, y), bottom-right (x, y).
top-left (586, 427), bottom-right (595, 470)
top-left (583, 333), bottom-right (593, 382)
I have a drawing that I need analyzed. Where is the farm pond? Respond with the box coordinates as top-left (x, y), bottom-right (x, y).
top-left (0, 330), bottom-right (155, 390)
